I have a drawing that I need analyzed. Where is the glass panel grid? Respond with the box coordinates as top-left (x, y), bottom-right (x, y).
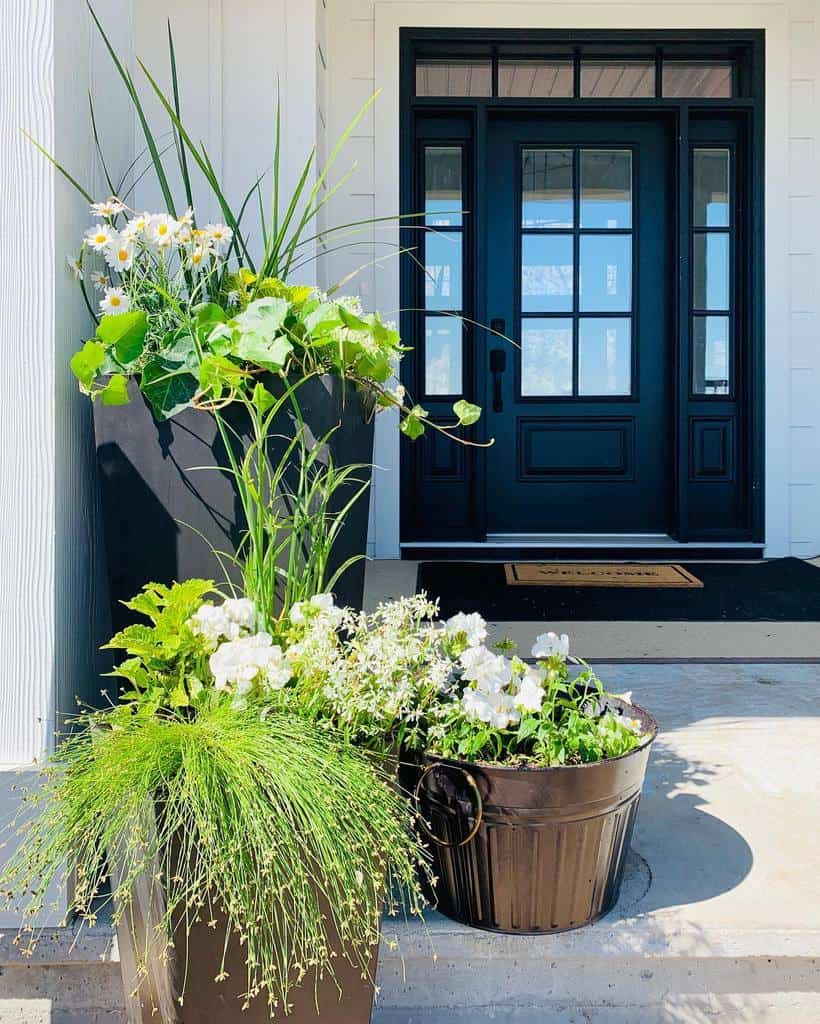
top-left (499, 60), bottom-right (574, 98)
top-left (415, 60), bottom-right (492, 97)
top-left (663, 61), bottom-right (733, 98)
top-left (422, 145), bottom-right (465, 398)
top-left (519, 147), bottom-right (634, 397)
top-left (580, 60), bottom-right (655, 98)
top-left (691, 147), bottom-right (732, 396)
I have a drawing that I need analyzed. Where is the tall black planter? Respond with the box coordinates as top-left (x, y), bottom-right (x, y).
top-left (93, 377), bottom-right (374, 633)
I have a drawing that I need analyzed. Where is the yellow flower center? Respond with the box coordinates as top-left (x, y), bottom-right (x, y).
top-left (157, 224), bottom-right (168, 236)
top-left (94, 234), bottom-right (107, 245)
top-left (109, 295), bottom-right (121, 307)
top-left (118, 249), bottom-right (128, 261)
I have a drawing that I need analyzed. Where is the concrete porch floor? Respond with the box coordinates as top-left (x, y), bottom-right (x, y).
top-left (1, 569), bottom-right (819, 1022)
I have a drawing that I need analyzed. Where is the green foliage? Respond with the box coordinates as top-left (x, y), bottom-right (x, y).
top-left (104, 579), bottom-right (216, 710)
top-left (1, 700), bottom-right (429, 1015)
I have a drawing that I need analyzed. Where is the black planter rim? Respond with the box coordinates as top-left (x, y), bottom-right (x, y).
top-left (419, 698), bottom-right (658, 776)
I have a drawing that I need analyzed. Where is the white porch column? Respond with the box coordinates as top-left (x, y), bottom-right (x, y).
top-left (0, 0), bottom-right (133, 926)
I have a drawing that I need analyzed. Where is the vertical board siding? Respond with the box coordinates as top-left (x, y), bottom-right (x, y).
top-left (0, 0), bottom-right (56, 767)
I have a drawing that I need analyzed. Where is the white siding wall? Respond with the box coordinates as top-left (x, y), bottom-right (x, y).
top-left (0, 0), bottom-right (133, 926)
top-left (325, 0), bottom-right (820, 559)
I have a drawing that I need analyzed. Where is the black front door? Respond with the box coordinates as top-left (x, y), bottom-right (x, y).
top-left (484, 114), bottom-right (673, 534)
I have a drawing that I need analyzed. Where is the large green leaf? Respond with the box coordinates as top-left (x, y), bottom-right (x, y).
top-left (140, 358), bottom-right (198, 420)
top-left (453, 399), bottom-right (481, 426)
top-left (96, 311), bottom-right (148, 365)
top-left (235, 297), bottom-right (290, 337)
top-left (70, 340), bottom-right (107, 391)
top-left (100, 373), bottom-right (130, 406)
top-left (234, 331), bottom-right (293, 372)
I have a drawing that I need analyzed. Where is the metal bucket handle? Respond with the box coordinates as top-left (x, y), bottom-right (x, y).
top-left (413, 761), bottom-right (484, 848)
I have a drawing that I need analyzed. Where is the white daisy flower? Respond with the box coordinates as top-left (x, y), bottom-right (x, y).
top-left (91, 272), bottom-right (109, 292)
top-left (187, 242), bottom-right (212, 271)
top-left (99, 286), bottom-right (130, 316)
top-left (146, 213), bottom-right (181, 248)
top-left (204, 223), bottom-right (233, 254)
top-left (66, 256), bottom-right (82, 280)
top-left (178, 206), bottom-right (195, 227)
top-left (122, 212), bottom-right (151, 242)
top-left (90, 197), bottom-right (126, 218)
top-left (104, 236), bottom-right (134, 272)
top-left (84, 224), bottom-right (115, 253)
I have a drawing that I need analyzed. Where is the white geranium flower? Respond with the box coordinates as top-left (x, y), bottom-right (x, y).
top-left (90, 197), bottom-right (125, 218)
top-left (532, 631), bottom-right (570, 661)
top-left (445, 612), bottom-right (487, 648)
top-left (459, 646), bottom-right (512, 694)
top-left (209, 632), bottom-right (291, 693)
top-left (122, 212), bottom-right (151, 242)
top-left (462, 688), bottom-right (520, 729)
top-left (147, 213), bottom-right (181, 248)
top-left (223, 597), bottom-right (257, 631)
top-left (189, 604), bottom-right (235, 644)
top-left (85, 224), bottom-right (115, 252)
top-left (290, 593), bottom-right (339, 625)
top-left (204, 222), bottom-right (233, 254)
top-left (514, 668), bottom-right (545, 713)
top-left (99, 286), bottom-right (130, 316)
top-left (104, 236), bottom-right (134, 271)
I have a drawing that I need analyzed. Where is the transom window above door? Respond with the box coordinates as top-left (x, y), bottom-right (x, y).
top-left (520, 147), bottom-right (634, 397)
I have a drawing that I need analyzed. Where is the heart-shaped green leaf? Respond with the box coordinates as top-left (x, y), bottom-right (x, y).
top-left (96, 310), bottom-right (148, 365)
top-left (70, 340), bottom-right (107, 391)
top-left (453, 399), bottom-right (481, 426)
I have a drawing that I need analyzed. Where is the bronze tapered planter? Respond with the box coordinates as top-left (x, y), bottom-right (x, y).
top-left (413, 701), bottom-right (657, 934)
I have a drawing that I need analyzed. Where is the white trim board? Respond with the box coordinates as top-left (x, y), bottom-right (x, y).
top-left (371, 1), bottom-right (794, 560)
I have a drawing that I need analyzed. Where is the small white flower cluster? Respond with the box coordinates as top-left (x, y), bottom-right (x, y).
top-left (187, 596), bottom-right (289, 702)
top-left (454, 624), bottom-right (569, 730)
top-left (78, 197), bottom-right (233, 317)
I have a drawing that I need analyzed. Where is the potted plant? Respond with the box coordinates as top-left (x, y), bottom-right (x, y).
top-left (45, 6), bottom-right (483, 616)
top-left (1, 582), bottom-right (431, 1023)
top-left (280, 601), bottom-right (657, 934)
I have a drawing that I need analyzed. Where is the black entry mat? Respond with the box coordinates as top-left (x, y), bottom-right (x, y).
top-left (416, 558), bottom-right (820, 621)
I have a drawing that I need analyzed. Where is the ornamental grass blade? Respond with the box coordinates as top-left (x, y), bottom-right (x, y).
top-left (23, 131), bottom-right (94, 204)
top-left (167, 20), bottom-right (194, 214)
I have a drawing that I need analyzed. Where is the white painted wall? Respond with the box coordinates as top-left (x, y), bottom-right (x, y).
top-left (324, 0), bottom-right (820, 559)
top-left (0, 0), bottom-right (133, 926)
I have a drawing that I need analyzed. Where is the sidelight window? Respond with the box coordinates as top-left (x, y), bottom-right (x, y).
top-left (520, 147), bottom-right (634, 397)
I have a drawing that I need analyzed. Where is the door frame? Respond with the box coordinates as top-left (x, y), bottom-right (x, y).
top-left (396, 27), bottom-right (765, 551)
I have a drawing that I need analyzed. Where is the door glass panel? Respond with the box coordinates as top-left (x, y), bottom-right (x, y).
top-left (521, 318), bottom-right (573, 396)
top-left (499, 60), bottom-right (574, 98)
top-left (521, 234), bottom-right (573, 312)
top-left (580, 150), bottom-right (632, 228)
top-left (425, 231), bottom-right (462, 310)
top-left (663, 61), bottom-right (732, 98)
top-left (425, 316), bottom-right (462, 395)
top-left (425, 147), bottom-right (462, 227)
top-left (693, 316), bottom-right (730, 395)
top-left (693, 149), bottom-right (730, 227)
top-left (579, 235), bottom-right (632, 312)
top-left (415, 60), bottom-right (492, 97)
top-left (522, 149), bottom-right (573, 228)
top-left (693, 233), bottom-right (729, 310)
top-left (580, 60), bottom-right (655, 98)
top-left (578, 318), bottom-right (631, 395)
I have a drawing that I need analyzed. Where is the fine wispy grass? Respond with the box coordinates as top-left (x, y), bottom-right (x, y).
top-left (1, 701), bottom-right (428, 1016)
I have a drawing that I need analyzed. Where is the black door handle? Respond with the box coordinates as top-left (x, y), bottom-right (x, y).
top-left (490, 348), bottom-right (507, 413)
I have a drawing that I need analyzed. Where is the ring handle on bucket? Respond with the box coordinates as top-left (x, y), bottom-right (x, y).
top-left (413, 762), bottom-right (484, 849)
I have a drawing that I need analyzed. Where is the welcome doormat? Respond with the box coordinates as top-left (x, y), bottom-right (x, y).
top-left (417, 558), bottom-right (820, 621)
top-left (505, 563), bottom-right (703, 589)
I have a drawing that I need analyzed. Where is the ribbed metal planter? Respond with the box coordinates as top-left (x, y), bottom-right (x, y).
top-left (413, 701), bottom-right (657, 934)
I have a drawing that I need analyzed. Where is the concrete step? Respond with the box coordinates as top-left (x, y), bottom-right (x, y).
top-left (373, 852), bottom-right (820, 1023)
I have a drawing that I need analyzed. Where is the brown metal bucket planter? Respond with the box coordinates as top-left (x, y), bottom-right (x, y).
top-left (413, 701), bottom-right (657, 934)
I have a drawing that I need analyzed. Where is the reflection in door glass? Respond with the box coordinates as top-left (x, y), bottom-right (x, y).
top-left (424, 231), bottom-right (462, 310)
top-left (425, 147), bottom-right (462, 226)
top-left (578, 318), bottom-right (632, 395)
top-left (521, 318), bottom-right (573, 396)
top-left (522, 149), bottom-right (573, 227)
top-left (693, 233), bottom-right (729, 311)
top-left (693, 316), bottom-right (730, 395)
top-left (693, 149), bottom-right (730, 227)
top-left (579, 235), bottom-right (632, 312)
top-left (580, 150), bottom-right (632, 228)
top-left (424, 316), bottom-right (462, 395)
top-left (521, 234), bottom-right (573, 312)
top-left (499, 61), bottom-right (574, 98)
